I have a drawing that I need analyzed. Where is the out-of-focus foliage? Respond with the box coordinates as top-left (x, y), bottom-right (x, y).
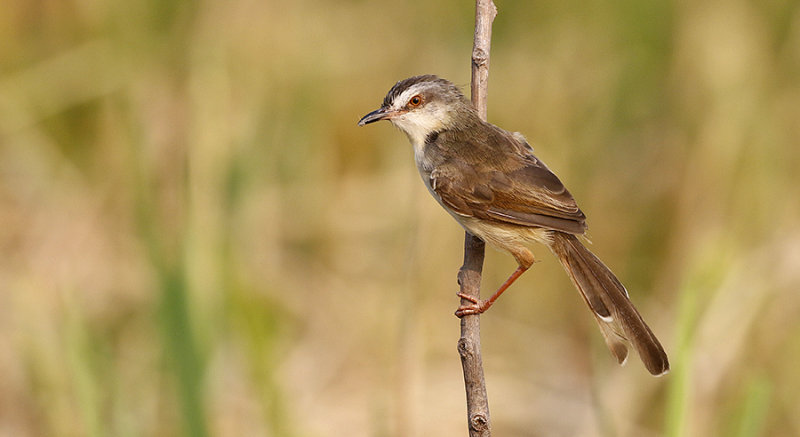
top-left (2, 0), bottom-right (799, 436)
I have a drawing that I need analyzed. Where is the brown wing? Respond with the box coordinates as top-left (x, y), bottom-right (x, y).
top-left (429, 132), bottom-right (587, 235)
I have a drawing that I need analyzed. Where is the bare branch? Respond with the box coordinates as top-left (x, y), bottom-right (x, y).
top-left (459, 1), bottom-right (497, 436)
top-left (470, 0), bottom-right (497, 122)
top-left (458, 233), bottom-right (490, 436)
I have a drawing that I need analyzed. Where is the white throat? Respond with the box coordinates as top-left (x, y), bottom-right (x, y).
top-left (390, 109), bottom-right (447, 148)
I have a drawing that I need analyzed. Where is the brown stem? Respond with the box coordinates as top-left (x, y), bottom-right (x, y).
top-left (470, 0), bottom-right (497, 122)
top-left (458, 233), bottom-right (490, 436)
top-left (459, 1), bottom-right (496, 436)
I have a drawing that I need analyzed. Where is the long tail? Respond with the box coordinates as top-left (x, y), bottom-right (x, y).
top-left (549, 232), bottom-right (669, 376)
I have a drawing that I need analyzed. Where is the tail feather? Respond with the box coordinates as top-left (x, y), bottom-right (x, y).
top-left (549, 232), bottom-right (669, 376)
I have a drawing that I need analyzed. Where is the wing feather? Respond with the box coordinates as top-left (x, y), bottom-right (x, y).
top-left (428, 127), bottom-right (587, 234)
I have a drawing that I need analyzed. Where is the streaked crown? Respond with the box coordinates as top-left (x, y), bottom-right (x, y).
top-left (381, 75), bottom-right (467, 108)
top-left (382, 74), bottom-right (469, 108)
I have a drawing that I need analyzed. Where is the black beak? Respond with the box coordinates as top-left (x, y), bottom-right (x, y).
top-left (358, 107), bottom-right (391, 126)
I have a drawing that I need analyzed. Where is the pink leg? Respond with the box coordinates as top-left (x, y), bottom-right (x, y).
top-left (455, 264), bottom-right (530, 317)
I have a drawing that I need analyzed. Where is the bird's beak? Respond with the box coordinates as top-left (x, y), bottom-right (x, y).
top-left (358, 107), bottom-right (395, 126)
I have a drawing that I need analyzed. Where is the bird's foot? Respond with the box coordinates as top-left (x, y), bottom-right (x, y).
top-left (455, 293), bottom-right (490, 318)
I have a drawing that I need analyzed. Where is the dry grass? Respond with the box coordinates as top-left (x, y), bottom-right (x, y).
top-left (2, 0), bottom-right (800, 436)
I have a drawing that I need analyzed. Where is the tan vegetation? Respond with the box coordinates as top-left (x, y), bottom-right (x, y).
top-left (1, 0), bottom-right (799, 436)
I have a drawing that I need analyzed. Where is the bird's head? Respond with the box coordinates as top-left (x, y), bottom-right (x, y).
top-left (358, 75), bottom-right (477, 145)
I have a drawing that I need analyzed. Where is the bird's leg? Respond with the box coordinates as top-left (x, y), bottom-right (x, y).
top-left (455, 247), bottom-right (534, 318)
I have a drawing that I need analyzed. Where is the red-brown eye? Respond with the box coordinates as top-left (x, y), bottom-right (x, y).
top-left (408, 95), bottom-right (422, 107)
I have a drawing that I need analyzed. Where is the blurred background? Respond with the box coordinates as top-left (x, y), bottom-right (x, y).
top-left (2, 0), bottom-right (800, 436)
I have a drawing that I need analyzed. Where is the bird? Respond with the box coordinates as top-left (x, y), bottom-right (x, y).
top-left (358, 74), bottom-right (669, 376)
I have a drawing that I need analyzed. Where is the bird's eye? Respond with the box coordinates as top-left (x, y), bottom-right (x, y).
top-left (408, 95), bottom-right (422, 107)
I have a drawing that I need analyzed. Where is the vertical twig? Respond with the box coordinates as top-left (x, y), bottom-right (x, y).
top-left (458, 233), bottom-right (489, 436)
top-left (458, 1), bottom-right (497, 436)
top-left (470, 0), bottom-right (497, 121)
